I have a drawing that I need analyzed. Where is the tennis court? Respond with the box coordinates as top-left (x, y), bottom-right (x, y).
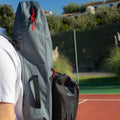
top-left (76, 94), bottom-right (120, 120)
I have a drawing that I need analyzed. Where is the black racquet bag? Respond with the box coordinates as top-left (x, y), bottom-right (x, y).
top-left (52, 72), bottom-right (79, 120)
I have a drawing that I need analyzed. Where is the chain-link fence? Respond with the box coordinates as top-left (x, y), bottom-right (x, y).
top-left (52, 23), bottom-right (120, 72)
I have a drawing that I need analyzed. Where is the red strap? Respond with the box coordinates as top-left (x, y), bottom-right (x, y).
top-left (30, 8), bottom-right (35, 31)
top-left (52, 69), bottom-right (56, 78)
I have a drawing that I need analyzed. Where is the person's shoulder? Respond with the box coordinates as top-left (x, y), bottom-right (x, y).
top-left (0, 35), bottom-right (12, 47)
top-left (0, 35), bottom-right (20, 68)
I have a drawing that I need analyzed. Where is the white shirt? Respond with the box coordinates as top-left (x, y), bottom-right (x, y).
top-left (0, 35), bottom-right (24, 120)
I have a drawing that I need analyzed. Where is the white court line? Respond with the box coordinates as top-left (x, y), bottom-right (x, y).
top-left (79, 99), bottom-right (120, 101)
top-left (79, 99), bottom-right (87, 104)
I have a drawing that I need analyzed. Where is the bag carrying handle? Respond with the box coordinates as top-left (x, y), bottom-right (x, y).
top-left (32, 75), bottom-right (41, 108)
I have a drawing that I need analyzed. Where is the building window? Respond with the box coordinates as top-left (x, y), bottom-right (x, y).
top-left (110, 4), bottom-right (113, 7)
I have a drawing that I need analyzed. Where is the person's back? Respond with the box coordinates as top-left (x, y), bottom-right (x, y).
top-left (0, 33), bottom-right (24, 120)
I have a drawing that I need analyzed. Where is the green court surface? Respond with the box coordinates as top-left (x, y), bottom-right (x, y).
top-left (79, 85), bottom-right (120, 94)
top-left (77, 75), bottom-right (120, 94)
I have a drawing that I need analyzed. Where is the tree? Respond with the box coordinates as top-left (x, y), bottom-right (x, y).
top-left (59, 17), bottom-right (72, 31)
top-left (63, 3), bottom-right (80, 14)
top-left (117, 2), bottom-right (120, 9)
top-left (0, 4), bottom-right (15, 37)
top-left (46, 15), bottom-right (61, 34)
top-left (79, 3), bottom-right (88, 12)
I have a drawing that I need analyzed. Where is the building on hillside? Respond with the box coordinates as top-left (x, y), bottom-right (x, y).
top-left (44, 10), bottom-right (53, 16)
top-left (62, 0), bottom-right (120, 18)
top-left (89, 0), bottom-right (120, 10)
top-left (44, 10), bottom-right (50, 16)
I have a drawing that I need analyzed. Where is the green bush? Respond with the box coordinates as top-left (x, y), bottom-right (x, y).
top-left (79, 3), bottom-right (88, 12)
top-left (70, 15), bottom-right (95, 31)
top-left (69, 6), bottom-right (120, 32)
top-left (0, 4), bottom-right (15, 37)
top-left (47, 6), bottom-right (120, 35)
top-left (60, 24), bottom-right (72, 31)
top-left (63, 3), bottom-right (80, 14)
top-left (104, 47), bottom-right (120, 77)
top-left (53, 55), bottom-right (73, 76)
top-left (95, 7), bottom-right (120, 25)
top-left (46, 16), bottom-right (61, 34)
top-left (60, 17), bottom-right (72, 31)
top-left (117, 2), bottom-right (120, 9)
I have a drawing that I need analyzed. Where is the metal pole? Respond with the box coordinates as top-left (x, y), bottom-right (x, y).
top-left (73, 29), bottom-right (79, 83)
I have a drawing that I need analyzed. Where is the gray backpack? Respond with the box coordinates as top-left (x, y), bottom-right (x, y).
top-left (12, 1), bottom-right (53, 120)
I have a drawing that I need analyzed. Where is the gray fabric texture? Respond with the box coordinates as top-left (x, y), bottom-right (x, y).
top-left (12, 1), bottom-right (53, 120)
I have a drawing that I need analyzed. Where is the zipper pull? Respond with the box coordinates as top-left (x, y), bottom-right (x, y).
top-left (30, 8), bottom-right (35, 31)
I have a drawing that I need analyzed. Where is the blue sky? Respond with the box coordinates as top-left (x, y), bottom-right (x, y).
top-left (0, 0), bottom-right (102, 15)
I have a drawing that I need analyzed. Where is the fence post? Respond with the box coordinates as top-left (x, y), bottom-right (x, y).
top-left (73, 29), bottom-right (79, 83)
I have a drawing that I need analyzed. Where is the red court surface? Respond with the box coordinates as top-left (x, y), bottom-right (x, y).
top-left (76, 94), bottom-right (120, 120)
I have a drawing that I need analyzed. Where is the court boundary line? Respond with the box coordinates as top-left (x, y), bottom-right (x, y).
top-left (78, 99), bottom-right (87, 104)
